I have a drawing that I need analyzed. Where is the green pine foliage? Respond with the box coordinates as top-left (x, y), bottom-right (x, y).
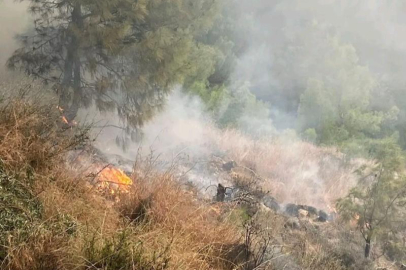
top-left (292, 23), bottom-right (400, 155)
top-left (8, 0), bottom-right (221, 127)
top-left (337, 137), bottom-right (406, 259)
top-left (186, 80), bottom-right (272, 135)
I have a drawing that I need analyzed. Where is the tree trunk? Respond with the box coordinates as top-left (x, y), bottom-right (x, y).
top-left (65, 51), bottom-right (82, 121)
top-left (364, 237), bottom-right (371, 258)
top-left (59, 3), bottom-right (83, 122)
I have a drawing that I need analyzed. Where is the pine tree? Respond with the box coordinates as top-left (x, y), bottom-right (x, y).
top-left (295, 22), bottom-right (400, 148)
top-left (8, 0), bottom-right (220, 126)
top-left (337, 137), bottom-right (406, 258)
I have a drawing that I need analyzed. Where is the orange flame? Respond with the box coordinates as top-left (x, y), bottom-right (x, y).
top-left (98, 166), bottom-right (133, 187)
top-left (57, 106), bottom-right (77, 126)
top-left (94, 166), bottom-right (133, 197)
top-left (62, 116), bottom-right (69, 124)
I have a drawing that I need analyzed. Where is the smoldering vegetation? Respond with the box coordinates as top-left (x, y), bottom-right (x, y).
top-left (88, 91), bottom-right (361, 211)
top-left (0, 77), bottom-right (375, 270)
top-left (1, 0), bottom-right (406, 269)
top-left (0, 76), bottom-right (369, 270)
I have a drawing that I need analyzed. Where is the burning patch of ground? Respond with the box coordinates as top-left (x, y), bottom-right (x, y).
top-left (66, 147), bottom-right (134, 198)
top-left (91, 100), bottom-right (364, 212)
top-left (0, 90), bottom-right (243, 270)
top-left (0, 80), bottom-right (391, 270)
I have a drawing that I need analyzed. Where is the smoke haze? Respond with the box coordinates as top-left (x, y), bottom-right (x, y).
top-left (2, 0), bottom-right (406, 208)
top-left (4, 0), bottom-right (406, 122)
top-left (0, 0), bottom-right (29, 70)
top-left (226, 0), bottom-right (406, 128)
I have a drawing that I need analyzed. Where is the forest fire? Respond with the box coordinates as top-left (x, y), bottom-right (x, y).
top-left (98, 166), bottom-right (133, 186)
top-left (67, 147), bottom-right (134, 197)
top-left (57, 107), bottom-right (132, 194)
top-left (57, 106), bottom-right (77, 126)
top-left (94, 165), bottom-right (133, 195)
top-left (62, 115), bottom-right (69, 124)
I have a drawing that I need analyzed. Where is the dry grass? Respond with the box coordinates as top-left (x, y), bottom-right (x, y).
top-left (0, 76), bottom-right (373, 270)
top-left (0, 84), bottom-right (242, 270)
top-left (230, 208), bottom-right (352, 270)
top-left (205, 128), bottom-right (363, 210)
top-left (118, 170), bottom-right (242, 269)
top-left (0, 84), bottom-right (89, 174)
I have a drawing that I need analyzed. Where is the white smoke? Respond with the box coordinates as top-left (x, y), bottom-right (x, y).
top-left (0, 0), bottom-right (30, 70)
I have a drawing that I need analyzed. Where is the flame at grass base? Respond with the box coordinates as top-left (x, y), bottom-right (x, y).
top-left (57, 106), bottom-right (77, 126)
top-left (98, 166), bottom-right (133, 186)
top-left (95, 166), bottom-right (133, 196)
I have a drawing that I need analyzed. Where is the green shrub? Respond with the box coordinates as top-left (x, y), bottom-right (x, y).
top-left (84, 230), bottom-right (171, 270)
top-left (0, 164), bottom-right (42, 260)
top-left (302, 128), bottom-right (318, 143)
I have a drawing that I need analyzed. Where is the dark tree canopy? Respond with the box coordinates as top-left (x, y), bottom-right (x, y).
top-left (8, 0), bottom-right (220, 126)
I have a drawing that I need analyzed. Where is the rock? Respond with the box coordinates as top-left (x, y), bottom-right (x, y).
top-left (298, 209), bottom-right (308, 218)
top-left (298, 205), bottom-right (318, 217)
top-left (222, 161), bottom-right (237, 171)
top-left (317, 210), bottom-right (328, 222)
top-left (224, 186), bottom-right (235, 201)
top-left (262, 195), bottom-right (280, 212)
top-left (284, 204), bottom-right (300, 217)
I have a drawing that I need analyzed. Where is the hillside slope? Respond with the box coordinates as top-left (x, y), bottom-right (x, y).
top-left (0, 87), bottom-right (400, 270)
